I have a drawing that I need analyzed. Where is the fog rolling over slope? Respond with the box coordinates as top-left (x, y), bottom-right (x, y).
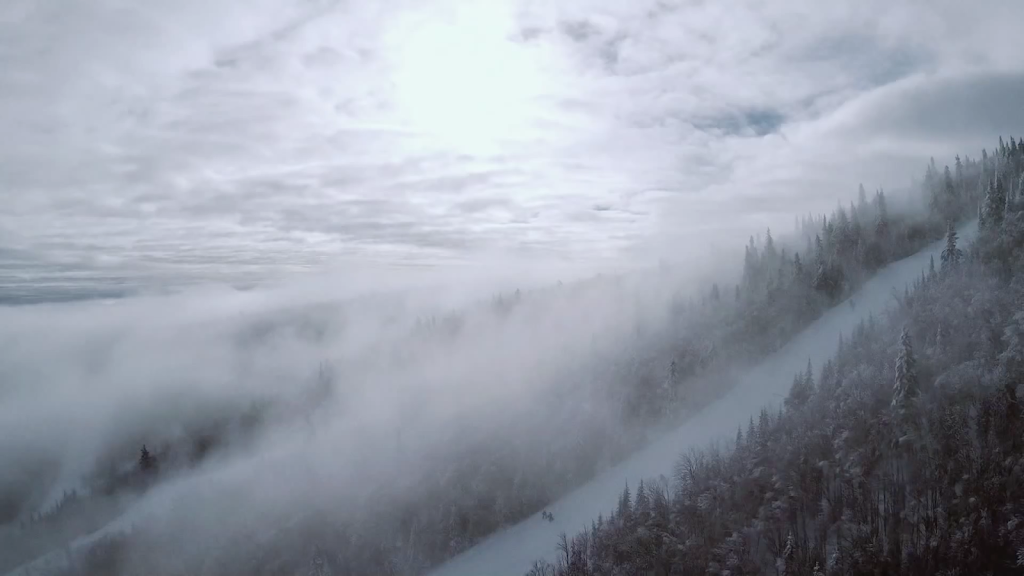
top-left (4, 0), bottom-right (1024, 574)
top-left (0, 256), bottom-right (727, 574)
top-left (430, 221), bottom-right (978, 576)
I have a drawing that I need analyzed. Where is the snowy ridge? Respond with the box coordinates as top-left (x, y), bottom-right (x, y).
top-left (429, 221), bottom-right (978, 576)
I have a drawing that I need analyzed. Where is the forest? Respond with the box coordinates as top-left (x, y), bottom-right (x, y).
top-left (526, 137), bottom-right (1024, 575)
top-left (6, 136), bottom-right (1023, 576)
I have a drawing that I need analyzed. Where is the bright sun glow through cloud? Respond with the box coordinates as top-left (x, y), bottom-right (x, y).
top-left (386, 4), bottom-right (545, 154)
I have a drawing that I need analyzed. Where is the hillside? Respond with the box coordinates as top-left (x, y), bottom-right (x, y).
top-left (430, 221), bottom-right (976, 576)
top-left (521, 139), bottom-right (1024, 574)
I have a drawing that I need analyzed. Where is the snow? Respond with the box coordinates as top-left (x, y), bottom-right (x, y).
top-left (428, 221), bottom-right (978, 576)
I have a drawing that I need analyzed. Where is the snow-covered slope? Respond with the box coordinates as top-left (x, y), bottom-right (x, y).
top-left (429, 222), bottom-right (977, 576)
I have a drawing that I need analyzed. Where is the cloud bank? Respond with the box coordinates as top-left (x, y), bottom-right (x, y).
top-left (2, 0), bottom-right (1023, 299)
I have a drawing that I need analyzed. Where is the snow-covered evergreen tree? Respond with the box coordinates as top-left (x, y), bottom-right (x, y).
top-left (633, 479), bottom-right (650, 526)
top-left (616, 483), bottom-right (631, 527)
top-left (785, 360), bottom-right (815, 410)
top-left (892, 327), bottom-right (919, 410)
top-left (941, 221), bottom-right (962, 272)
top-left (874, 189), bottom-right (889, 238)
top-left (985, 177), bottom-right (1007, 228)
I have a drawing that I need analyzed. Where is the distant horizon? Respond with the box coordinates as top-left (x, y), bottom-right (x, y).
top-left (0, 181), bottom-right (934, 307)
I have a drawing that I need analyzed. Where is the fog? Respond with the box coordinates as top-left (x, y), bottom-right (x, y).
top-left (0, 247), bottom-right (740, 570)
top-left (0, 185), bottom-right (929, 573)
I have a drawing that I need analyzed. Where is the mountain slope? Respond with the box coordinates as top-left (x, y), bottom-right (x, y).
top-left (428, 221), bottom-right (978, 576)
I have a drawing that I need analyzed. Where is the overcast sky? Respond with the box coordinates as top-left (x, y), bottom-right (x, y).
top-left (2, 0), bottom-right (1024, 299)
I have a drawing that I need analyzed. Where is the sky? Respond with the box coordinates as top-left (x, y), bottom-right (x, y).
top-left (2, 0), bottom-right (1024, 300)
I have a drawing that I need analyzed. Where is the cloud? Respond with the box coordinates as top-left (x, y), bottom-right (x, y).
top-left (2, 0), bottom-right (1024, 297)
top-left (821, 70), bottom-right (1024, 155)
top-left (0, 257), bottom-right (690, 539)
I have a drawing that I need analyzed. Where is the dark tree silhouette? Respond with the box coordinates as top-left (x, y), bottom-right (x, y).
top-left (139, 444), bottom-right (156, 473)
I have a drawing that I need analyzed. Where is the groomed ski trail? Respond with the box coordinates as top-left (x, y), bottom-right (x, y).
top-left (428, 221), bottom-right (977, 576)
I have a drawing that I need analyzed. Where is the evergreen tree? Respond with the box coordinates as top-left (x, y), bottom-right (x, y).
top-left (763, 228), bottom-right (778, 265)
top-left (617, 483), bottom-right (632, 527)
top-left (633, 479), bottom-right (650, 525)
top-left (944, 165), bottom-right (959, 215)
top-left (819, 358), bottom-right (837, 394)
top-left (940, 221), bottom-right (962, 272)
top-left (757, 408), bottom-right (771, 445)
top-left (780, 531), bottom-right (796, 575)
top-left (139, 444), bottom-right (156, 473)
top-left (892, 328), bottom-right (919, 410)
top-left (785, 374), bottom-right (811, 411)
top-left (985, 178), bottom-right (1007, 228)
top-left (874, 190), bottom-right (889, 238)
